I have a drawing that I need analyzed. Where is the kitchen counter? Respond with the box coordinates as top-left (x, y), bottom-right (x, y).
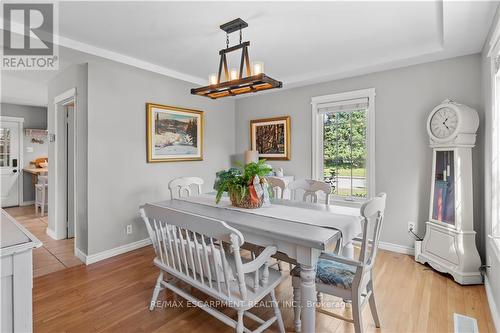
top-left (1, 210), bottom-right (42, 333)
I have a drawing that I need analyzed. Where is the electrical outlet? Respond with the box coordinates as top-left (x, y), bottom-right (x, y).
top-left (126, 225), bottom-right (132, 235)
top-left (408, 221), bottom-right (416, 232)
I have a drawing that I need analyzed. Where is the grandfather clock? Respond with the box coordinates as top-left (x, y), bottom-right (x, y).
top-left (417, 99), bottom-right (482, 284)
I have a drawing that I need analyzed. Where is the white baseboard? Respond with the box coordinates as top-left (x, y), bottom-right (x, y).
top-left (378, 241), bottom-right (414, 255)
top-left (485, 276), bottom-right (500, 332)
top-left (20, 200), bottom-right (34, 206)
top-left (75, 248), bottom-right (87, 264)
top-left (84, 238), bottom-right (152, 265)
top-left (353, 240), bottom-right (414, 255)
top-left (46, 228), bottom-right (58, 240)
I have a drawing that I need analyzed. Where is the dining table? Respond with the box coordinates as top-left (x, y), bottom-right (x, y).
top-left (144, 194), bottom-right (362, 333)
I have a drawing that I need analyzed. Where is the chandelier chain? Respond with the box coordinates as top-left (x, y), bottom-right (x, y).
top-left (239, 29), bottom-right (242, 44)
top-left (226, 33), bottom-right (229, 49)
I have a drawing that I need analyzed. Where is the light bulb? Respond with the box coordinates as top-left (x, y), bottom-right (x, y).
top-left (252, 61), bottom-right (264, 75)
top-left (230, 68), bottom-right (239, 81)
top-left (208, 73), bottom-right (218, 85)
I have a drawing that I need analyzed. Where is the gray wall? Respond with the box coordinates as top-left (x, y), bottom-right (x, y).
top-left (47, 63), bottom-right (88, 254)
top-left (1, 103), bottom-right (48, 202)
top-left (235, 54), bottom-right (484, 252)
top-left (85, 57), bottom-right (235, 255)
top-left (482, 6), bottom-right (500, 327)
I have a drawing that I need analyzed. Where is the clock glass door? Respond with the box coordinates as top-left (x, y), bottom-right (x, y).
top-left (432, 150), bottom-right (455, 225)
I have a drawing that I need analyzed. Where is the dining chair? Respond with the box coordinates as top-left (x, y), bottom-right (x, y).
top-left (288, 179), bottom-right (332, 205)
top-left (140, 206), bottom-right (286, 333)
top-left (168, 177), bottom-right (204, 199)
top-left (291, 193), bottom-right (386, 333)
top-left (267, 176), bottom-right (287, 199)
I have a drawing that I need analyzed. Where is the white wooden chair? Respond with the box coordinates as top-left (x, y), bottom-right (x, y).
top-left (288, 179), bottom-right (332, 205)
top-left (140, 205), bottom-right (286, 333)
top-left (291, 193), bottom-right (386, 333)
top-left (168, 177), bottom-right (204, 199)
top-left (267, 176), bottom-right (287, 199)
top-left (35, 176), bottom-right (48, 216)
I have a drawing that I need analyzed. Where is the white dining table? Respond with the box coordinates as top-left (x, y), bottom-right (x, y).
top-left (144, 195), bottom-right (362, 333)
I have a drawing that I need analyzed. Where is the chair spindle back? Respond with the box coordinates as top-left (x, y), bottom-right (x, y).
top-left (168, 177), bottom-right (204, 199)
top-left (288, 179), bottom-right (332, 204)
top-left (267, 177), bottom-right (287, 199)
top-left (358, 193), bottom-right (386, 268)
top-left (140, 204), bottom-right (275, 301)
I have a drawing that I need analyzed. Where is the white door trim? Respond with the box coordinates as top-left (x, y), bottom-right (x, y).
top-left (49, 88), bottom-right (77, 242)
top-left (53, 88), bottom-right (76, 105)
top-left (0, 116), bottom-right (24, 207)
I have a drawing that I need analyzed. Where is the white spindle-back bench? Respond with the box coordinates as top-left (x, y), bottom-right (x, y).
top-left (140, 204), bottom-right (286, 333)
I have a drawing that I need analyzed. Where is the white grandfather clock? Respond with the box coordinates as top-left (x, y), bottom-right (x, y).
top-left (417, 99), bottom-right (482, 285)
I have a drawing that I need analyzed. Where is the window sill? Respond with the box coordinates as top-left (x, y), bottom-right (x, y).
top-left (330, 199), bottom-right (363, 209)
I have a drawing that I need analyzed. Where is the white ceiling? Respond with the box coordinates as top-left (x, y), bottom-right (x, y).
top-left (1, 1), bottom-right (498, 106)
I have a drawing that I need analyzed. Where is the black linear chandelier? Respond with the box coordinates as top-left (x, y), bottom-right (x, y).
top-left (191, 18), bottom-right (282, 99)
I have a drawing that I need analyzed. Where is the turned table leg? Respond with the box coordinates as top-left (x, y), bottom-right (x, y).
top-left (342, 241), bottom-right (355, 259)
top-left (300, 264), bottom-right (316, 333)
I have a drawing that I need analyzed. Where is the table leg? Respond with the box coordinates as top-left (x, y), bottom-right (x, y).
top-left (341, 241), bottom-right (355, 259)
top-left (300, 264), bottom-right (316, 333)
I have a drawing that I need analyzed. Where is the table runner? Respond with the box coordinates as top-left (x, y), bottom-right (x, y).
top-left (178, 194), bottom-right (362, 246)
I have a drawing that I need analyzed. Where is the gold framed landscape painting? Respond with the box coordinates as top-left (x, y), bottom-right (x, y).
top-left (250, 116), bottom-right (290, 160)
top-left (146, 103), bottom-right (204, 162)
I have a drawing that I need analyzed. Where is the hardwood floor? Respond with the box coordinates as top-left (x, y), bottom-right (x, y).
top-left (33, 245), bottom-right (495, 332)
top-left (4, 205), bottom-right (83, 277)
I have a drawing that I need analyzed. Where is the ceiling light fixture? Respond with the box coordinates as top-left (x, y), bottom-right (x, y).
top-left (191, 18), bottom-right (282, 99)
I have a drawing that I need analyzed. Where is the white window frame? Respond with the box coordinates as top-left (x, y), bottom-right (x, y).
top-left (488, 22), bottom-right (500, 252)
top-left (311, 88), bottom-right (376, 205)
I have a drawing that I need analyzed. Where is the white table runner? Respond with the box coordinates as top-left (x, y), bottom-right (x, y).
top-left (179, 194), bottom-right (362, 246)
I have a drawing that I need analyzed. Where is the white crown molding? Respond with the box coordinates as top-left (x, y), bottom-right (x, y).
top-left (57, 35), bottom-right (206, 85)
top-left (3, 20), bottom-right (206, 85)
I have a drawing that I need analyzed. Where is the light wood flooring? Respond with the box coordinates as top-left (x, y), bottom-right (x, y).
top-left (4, 205), bottom-right (83, 277)
top-left (32, 245), bottom-right (495, 332)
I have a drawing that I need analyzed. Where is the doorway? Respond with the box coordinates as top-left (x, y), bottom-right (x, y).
top-left (50, 89), bottom-right (77, 242)
top-left (0, 117), bottom-right (23, 207)
top-left (65, 102), bottom-right (75, 238)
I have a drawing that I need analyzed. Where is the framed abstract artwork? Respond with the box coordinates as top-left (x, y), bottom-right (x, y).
top-left (146, 103), bottom-right (204, 162)
top-left (250, 116), bottom-right (290, 160)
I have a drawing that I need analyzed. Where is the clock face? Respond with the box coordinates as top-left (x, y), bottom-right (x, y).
top-left (430, 107), bottom-right (458, 139)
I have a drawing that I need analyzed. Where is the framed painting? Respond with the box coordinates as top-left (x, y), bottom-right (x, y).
top-left (146, 103), bottom-right (204, 162)
top-left (250, 116), bottom-right (290, 160)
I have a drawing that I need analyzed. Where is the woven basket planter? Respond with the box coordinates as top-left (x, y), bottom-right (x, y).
top-left (229, 191), bottom-right (263, 209)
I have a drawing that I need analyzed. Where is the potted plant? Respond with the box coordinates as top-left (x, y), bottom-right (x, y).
top-left (214, 160), bottom-right (273, 209)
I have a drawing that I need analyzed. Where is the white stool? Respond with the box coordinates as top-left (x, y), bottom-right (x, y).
top-left (35, 181), bottom-right (48, 216)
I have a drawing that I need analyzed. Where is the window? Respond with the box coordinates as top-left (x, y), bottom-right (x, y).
top-left (489, 21), bottom-right (500, 247)
top-left (312, 89), bottom-right (375, 203)
top-left (0, 128), bottom-right (11, 167)
top-left (486, 17), bottom-right (500, 257)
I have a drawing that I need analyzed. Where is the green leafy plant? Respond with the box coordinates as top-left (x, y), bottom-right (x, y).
top-left (214, 160), bottom-right (273, 204)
